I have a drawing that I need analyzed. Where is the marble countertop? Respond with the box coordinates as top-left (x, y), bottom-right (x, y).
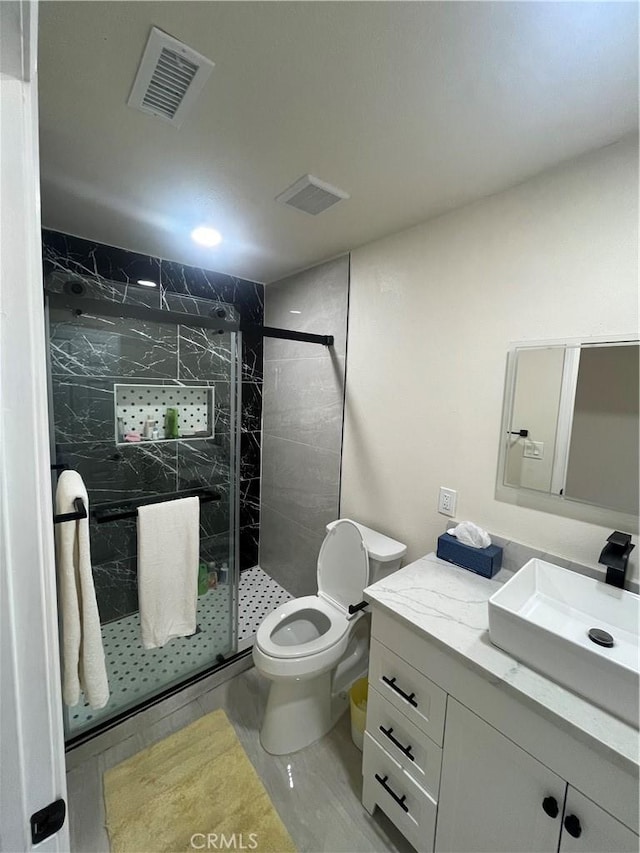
top-left (364, 552), bottom-right (639, 768)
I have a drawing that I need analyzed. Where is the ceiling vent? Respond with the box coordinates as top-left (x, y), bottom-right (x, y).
top-left (127, 28), bottom-right (214, 128)
top-left (276, 175), bottom-right (350, 215)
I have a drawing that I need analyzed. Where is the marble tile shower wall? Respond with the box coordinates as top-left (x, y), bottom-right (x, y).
top-left (260, 256), bottom-right (350, 597)
top-left (43, 230), bottom-right (264, 623)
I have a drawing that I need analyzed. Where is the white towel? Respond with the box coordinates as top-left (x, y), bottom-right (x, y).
top-left (137, 496), bottom-right (199, 649)
top-left (55, 471), bottom-right (109, 710)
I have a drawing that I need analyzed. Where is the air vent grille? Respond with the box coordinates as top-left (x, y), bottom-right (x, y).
top-left (128, 28), bottom-right (214, 128)
top-left (276, 175), bottom-right (349, 215)
top-left (141, 48), bottom-right (199, 119)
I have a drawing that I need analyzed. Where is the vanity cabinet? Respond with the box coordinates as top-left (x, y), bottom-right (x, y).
top-left (436, 698), bottom-right (639, 853)
top-left (559, 789), bottom-right (640, 853)
top-left (436, 698), bottom-right (565, 853)
top-left (361, 606), bottom-right (639, 853)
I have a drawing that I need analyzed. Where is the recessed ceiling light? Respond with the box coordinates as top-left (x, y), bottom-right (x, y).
top-left (191, 226), bottom-right (222, 247)
top-left (289, 310), bottom-right (302, 314)
top-left (137, 279), bottom-right (157, 288)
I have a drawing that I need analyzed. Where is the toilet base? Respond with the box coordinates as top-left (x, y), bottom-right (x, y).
top-left (258, 616), bottom-right (370, 755)
top-left (260, 671), bottom-right (339, 755)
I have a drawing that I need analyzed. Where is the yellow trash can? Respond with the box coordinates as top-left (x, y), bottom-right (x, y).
top-left (349, 677), bottom-right (368, 751)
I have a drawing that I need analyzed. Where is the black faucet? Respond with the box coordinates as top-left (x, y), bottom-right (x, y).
top-left (599, 531), bottom-right (635, 589)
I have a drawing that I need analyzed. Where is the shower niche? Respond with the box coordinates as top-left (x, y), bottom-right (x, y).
top-left (114, 384), bottom-right (215, 444)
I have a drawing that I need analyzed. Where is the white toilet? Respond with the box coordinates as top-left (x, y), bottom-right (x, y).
top-left (253, 518), bottom-right (407, 755)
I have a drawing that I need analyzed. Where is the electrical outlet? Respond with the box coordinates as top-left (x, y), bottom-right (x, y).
top-left (438, 487), bottom-right (457, 517)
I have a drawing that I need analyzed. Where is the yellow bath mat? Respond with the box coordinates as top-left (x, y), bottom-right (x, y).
top-left (104, 709), bottom-right (296, 853)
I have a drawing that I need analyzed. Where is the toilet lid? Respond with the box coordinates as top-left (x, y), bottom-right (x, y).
top-left (317, 519), bottom-right (369, 616)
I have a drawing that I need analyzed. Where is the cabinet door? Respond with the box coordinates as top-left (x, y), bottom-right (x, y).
top-left (435, 699), bottom-right (566, 853)
top-left (560, 787), bottom-right (639, 853)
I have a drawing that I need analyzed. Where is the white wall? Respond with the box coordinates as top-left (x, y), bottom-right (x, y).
top-left (341, 136), bottom-right (638, 581)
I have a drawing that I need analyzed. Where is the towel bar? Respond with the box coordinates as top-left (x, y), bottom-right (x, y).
top-left (92, 487), bottom-right (221, 524)
top-left (53, 497), bottom-right (87, 524)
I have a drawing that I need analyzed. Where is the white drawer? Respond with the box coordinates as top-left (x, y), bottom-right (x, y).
top-left (362, 731), bottom-right (437, 853)
top-left (366, 686), bottom-right (442, 798)
top-left (369, 638), bottom-right (447, 746)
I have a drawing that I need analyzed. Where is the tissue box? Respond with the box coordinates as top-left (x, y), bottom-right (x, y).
top-left (436, 533), bottom-right (503, 579)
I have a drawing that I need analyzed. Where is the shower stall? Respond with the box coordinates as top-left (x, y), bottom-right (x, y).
top-left (46, 274), bottom-right (246, 738)
top-left (43, 232), bottom-right (339, 745)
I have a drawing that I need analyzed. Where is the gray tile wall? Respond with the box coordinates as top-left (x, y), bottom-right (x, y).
top-left (260, 256), bottom-right (350, 596)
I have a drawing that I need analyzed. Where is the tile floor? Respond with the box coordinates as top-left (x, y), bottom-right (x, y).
top-left (237, 566), bottom-right (293, 651)
top-left (65, 663), bottom-right (413, 853)
top-left (67, 567), bottom-right (291, 735)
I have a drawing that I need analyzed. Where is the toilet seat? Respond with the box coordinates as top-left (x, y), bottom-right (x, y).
top-left (317, 519), bottom-right (370, 615)
top-left (255, 520), bottom-right (370, 660)
top-left (256, 595), bottom-right (348, 659)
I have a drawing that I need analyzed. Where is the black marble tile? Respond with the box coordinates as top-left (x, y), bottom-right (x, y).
top-left (45, 271), bottom-right (161, 309)
top-left (200, 532), bottom-right (233, 568)
top-left (44, 229), bottom-right (263, 592)
top-left (199, 480), bottom-right (232, 540)
top-left (160, 260), bottom-right (264, 324)
top-left (93, 557), bottom-right (138, 623)
top-left (239, 524), bottom-right (260, 571)
top-left (241, 382), bottom-right (262, 432)
top-left (240, 488), bottom-right (260, 530)
top-left (43, 230), bottom-right (161, 295)
top-left (51, 377), bottom-right (115, 443)
top-left (178, 325), bottom-right (234, 382)
top-left (160, 260), bottom-right (236, 301)
top-left (242, 338), bottom-right (263, 383)
top-left (240, 477), bottom-right (261, 514)
top-left (212, 381), bottom-right (233, 437)
top-left (176, 438), bottom-right (231, 492)
top-left (54, 441), bottom-right (178, 504)
top-left (49, 311), bottom-right (177, 379)
top-left (90, 517), bottom-right (137, 566)
top-left (161, 291), bottom-right (239, 324)
top-left (240, 431), bottom-right (261, 480)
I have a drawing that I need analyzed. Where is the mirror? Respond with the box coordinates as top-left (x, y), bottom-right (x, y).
top-left (497, 337), bottom-right (639, 531)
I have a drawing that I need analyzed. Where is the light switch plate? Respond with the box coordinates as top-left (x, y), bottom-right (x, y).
top-left (523, 440), bottom-right (544, 459)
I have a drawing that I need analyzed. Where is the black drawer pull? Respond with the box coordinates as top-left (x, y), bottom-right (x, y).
top-left (379, 725), bottom-right (415, 761)
top-left (381, 675), bottom-right (418, 708)
top-left (564, 815), bottom-right (582, 839)
top-left (375, 773), bottom-right (409, 813)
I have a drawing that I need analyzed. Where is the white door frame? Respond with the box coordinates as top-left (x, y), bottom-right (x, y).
top-left (0, 1), bottom-right (68, 850)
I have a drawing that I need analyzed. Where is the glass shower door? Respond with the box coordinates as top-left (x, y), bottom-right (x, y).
top-left (47, 284), bottom-right (240, 739)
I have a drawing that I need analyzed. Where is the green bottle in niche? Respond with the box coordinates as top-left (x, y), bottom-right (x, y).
top-left (165, 407), bottom-right (179, 439)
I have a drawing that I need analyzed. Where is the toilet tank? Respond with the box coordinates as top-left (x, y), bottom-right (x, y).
top-left (325, 519), bottom-right (407, 583)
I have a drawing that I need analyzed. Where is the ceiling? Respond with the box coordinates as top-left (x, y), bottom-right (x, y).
top-left (38, 2), bottom-right (638, 283)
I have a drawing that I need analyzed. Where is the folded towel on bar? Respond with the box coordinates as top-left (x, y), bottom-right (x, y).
top-left (55, 471), bottom-right (109, 710)
top-left (137, 496), bottom-right (200, 649)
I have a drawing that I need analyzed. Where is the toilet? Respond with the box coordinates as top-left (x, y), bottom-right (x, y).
top-left (253, 518), bottom-right (407, 755)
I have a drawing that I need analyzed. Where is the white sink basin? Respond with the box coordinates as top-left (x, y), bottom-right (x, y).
top-left (488, 559), bottom-right (639, 727)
